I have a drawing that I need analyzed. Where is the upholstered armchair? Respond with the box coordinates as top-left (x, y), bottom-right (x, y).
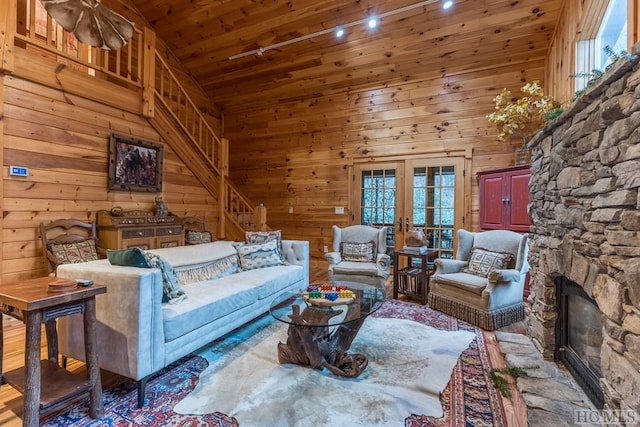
top-left (428, 229), bottom-right (529, 330)
top-left (325, 225), bottom-right (390, 289)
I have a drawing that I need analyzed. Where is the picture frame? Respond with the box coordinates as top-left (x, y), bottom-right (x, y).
top-left (108, 133), bottom-right (163, 192)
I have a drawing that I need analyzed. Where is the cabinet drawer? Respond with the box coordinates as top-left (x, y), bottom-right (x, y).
top-left (122, 228), bottom-right (154, 239)
top-left (156, 226), bottom-right (182, 237)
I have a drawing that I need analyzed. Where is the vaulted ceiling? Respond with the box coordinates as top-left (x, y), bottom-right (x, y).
top-left (128, 0), bottom-right (563, 112)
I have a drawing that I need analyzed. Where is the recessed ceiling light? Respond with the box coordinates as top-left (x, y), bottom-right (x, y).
top-left (368, 17), bottom-right (378, 29)
top-left (336, 27), bottom-right (345, 38)
top-left (442, 0), bottom-right (453, 9)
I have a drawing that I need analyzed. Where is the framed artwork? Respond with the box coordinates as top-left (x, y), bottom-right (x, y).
top-left (108, 133), bottom-right (163, 192)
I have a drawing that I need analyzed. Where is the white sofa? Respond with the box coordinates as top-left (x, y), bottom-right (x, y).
top-left (56, 240), bottom-right (309, 407)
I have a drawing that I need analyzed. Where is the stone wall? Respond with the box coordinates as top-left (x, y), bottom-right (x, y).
top-left (527, 42), bottom-right (640, 413)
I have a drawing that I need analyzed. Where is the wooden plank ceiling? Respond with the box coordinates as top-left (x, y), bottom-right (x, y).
top-left (128, 0), bottom-right (563, 112)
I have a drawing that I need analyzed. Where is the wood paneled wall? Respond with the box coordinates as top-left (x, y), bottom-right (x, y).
top-left (226, 60), bottom-right (546, 262)
top-left (1, 74), bottom-right (218, 283)
top-left (546, 0), bottom-right (640, 103)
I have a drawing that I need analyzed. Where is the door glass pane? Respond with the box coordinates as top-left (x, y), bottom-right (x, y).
top-left (412, 165), bottom-right (455, 259)
top-left (361, 169), bottom-right (396, 253)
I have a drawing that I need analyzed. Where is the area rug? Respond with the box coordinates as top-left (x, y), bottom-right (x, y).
top-left (40, 300), bottom-right (507, 426)
top-left (174, 316), bottom-right (475, 426)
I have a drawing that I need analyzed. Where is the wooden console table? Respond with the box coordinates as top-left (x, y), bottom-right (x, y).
top-left (393, 248), bottom-right (439, 305)
top-left (0, 277), bottom-right (106, 426)
top-left (97, 209), bottom-right (184, 251)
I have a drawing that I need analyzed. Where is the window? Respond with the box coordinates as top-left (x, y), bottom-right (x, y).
top-left (574, 0), bottom-right (627, 92)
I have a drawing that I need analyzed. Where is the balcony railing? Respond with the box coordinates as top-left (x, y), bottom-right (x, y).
top-left (14, 0), bottom-right (143, 88)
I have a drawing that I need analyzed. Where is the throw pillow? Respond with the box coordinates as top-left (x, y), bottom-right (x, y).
top-left (185, 230), bottom-right (213, 245)
top-left (340, 241), bottom-right (376, 262)
top-left (107, 248), bottom-right (187, 304)
top-left (106, 247), bottom-right (150, 268)
top-left (245, 230), bottom-right (284, 260)
top-left (49, 239), bottom-right (99, 266)
top-left (463, 247), bottom-right (514, 278)
top-left (234, 240), bottom-right (285, 271)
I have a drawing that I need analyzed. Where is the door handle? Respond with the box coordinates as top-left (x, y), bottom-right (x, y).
top-left (406, 218), bottom-right (409, 231)
top-left (398, 217), bottom-right (403, 233)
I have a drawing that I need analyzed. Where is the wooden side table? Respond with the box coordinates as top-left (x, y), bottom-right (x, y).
top-left (393, 248), bottom-right (439, 305)
top-left (0, 277), bottom-right (106, 426)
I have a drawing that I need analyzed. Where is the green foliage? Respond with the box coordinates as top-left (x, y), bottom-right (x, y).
top-left (570, 45), bottom-right (629, 99)
top-left (488, 365), bottom-right (536, 398)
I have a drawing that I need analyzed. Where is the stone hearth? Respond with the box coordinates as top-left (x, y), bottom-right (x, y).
top-left (527, 42), bottom-right (640, 414)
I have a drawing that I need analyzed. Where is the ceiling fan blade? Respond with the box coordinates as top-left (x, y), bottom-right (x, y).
top-left (39, 0), bottom-right (135, 50)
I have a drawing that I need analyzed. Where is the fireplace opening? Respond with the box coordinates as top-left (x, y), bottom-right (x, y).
top-left (555, 276), bottom-right (604, 408)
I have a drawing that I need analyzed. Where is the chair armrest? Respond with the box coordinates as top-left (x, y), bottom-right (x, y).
top-left (325, 251), bottom-right (342, 265)
top-left (488, 269), bottom-right (522, 285)
top-left (376, 253), bottom-right (391, 276)
top-left (434, 258), bottom-right (467, 274)
top-left (56, 261), bottom-right (165, 381)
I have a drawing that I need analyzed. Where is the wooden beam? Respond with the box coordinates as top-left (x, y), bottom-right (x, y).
top-left (142, 27), bottom-right (156, 118)
top-left (0, 76), bottom-right (5, 278)
top-left (0, 0), bottom-right (16, 74)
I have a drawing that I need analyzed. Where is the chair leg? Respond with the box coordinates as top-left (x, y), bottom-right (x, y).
top-left (137, 377), bottom-right (148, 408)
top-left (61, 355), bottom-right (67, 369)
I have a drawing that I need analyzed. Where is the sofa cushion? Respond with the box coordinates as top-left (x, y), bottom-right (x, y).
top-left (234, 240), bottom-right (285, 271)
top-left (236, 265), bottom-right (304, 300)
top-left (463, 247), bottom-right (514, 277)
top-left (162, 282), bottom-right (260, 342)
top-left (340, 241), bottom-right (376, 262)
top-left (331, 260), bottom-right (379, 276)
top-left (245, 230), bottom-right (284, 260)
top-left (434, 272), bottom-right (488, 295)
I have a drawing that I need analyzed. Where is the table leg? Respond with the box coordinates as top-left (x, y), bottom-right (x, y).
top-left (45, 319), bottom-right (58, 364)
top-left (24, 310), bottom-right (43, 427)
top-left (83, 297), bottom-right (104, 418)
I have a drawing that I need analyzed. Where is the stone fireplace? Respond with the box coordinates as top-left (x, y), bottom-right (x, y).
top-left (527, 42), bottom-right (640, 414)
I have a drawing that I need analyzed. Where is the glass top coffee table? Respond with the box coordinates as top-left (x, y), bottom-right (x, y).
top-left (269, 281), bottom-right (385, 378)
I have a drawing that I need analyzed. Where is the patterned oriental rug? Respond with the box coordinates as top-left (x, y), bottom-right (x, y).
top-left (40, 300), bottom-right (506, 426)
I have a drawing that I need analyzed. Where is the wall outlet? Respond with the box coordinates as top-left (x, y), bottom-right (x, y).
top-left (323, 245), bottom-right (328, 253)
top-left (335, 206), bottom-right (345, 214)
top-left (288, 206), bottom-right (294, 214)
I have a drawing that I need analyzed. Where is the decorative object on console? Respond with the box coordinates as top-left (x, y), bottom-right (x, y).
top-left (108, 133), bottom-right (163, 193)
top-left (404, 228), bottom-right (427, 247)
top-left (154, 197), bottom-right (170, 217)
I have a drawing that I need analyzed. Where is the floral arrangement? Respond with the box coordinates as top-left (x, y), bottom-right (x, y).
top-left (486, 80), bottom-right (561, 145)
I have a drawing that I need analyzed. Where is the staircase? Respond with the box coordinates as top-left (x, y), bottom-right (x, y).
top-left (6, 0), bottom-right (266, 239)
top-left (150, 52), bottom-right (267, 240)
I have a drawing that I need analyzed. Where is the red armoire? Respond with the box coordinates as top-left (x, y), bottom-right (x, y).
top-left (478, 165), bottom-right (531, 232)
top-left (478, 165), bottom-right (531, 298)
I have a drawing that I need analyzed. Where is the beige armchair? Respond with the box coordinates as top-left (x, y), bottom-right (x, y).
top-left (325, 225), bottom-right (390, 289)
top-left (428, 229), bottom-right (529, 330)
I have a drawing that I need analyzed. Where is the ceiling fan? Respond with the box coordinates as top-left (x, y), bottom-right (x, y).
top-left (39, 0), bottom-right (134, 50)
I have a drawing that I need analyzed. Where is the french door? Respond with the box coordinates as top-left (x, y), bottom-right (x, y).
top-left (353, 157), bottom-right (466, 260)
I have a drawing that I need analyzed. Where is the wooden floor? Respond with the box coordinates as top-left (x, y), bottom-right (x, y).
top-left (0, 266), bottom-right (529, 426)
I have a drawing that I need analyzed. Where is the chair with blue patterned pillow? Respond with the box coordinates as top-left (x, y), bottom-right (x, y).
top-left (428, 229), bottom-right (529, 330)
